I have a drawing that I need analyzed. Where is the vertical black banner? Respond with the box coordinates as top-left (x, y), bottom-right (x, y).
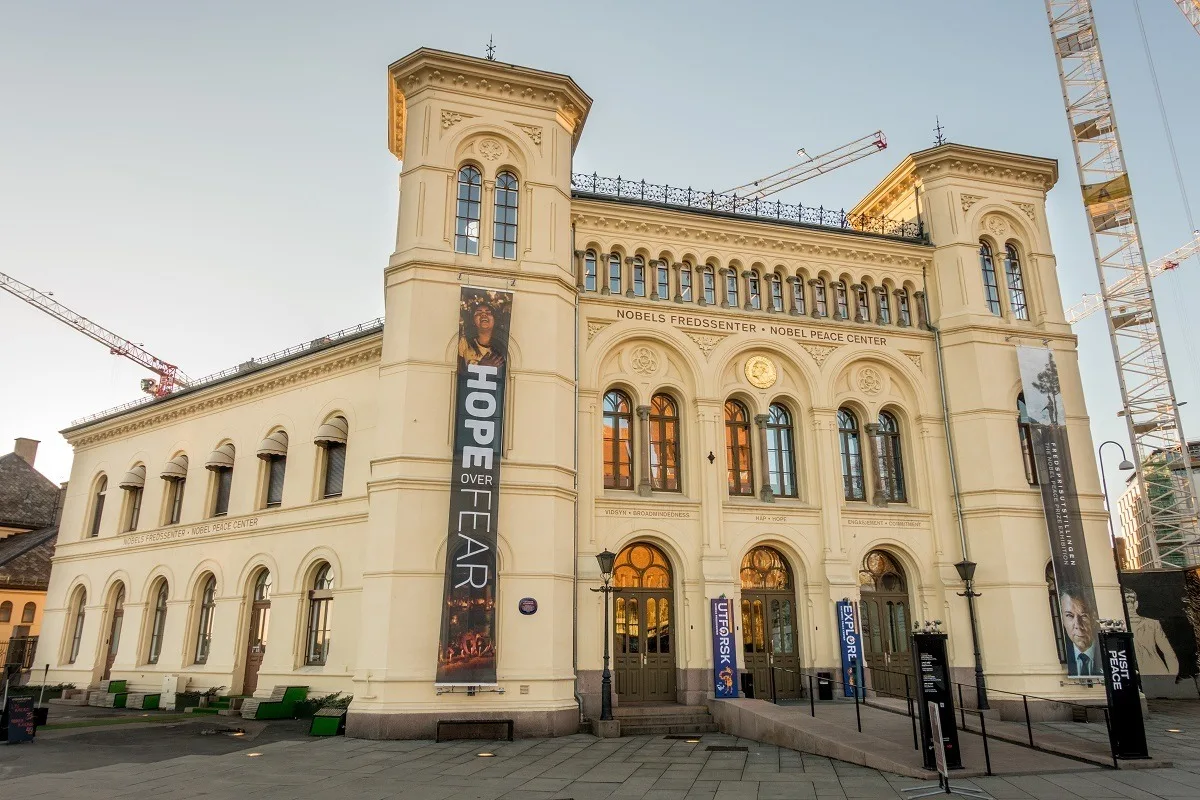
top-left (1099, 630), bottom-right (1149, 759)
top-left (1018, 346), bottom-right (1103, 679)
top-left (435, 287), bottom-right (513, 686)
top-left (912, 633), bottom-right (961, 771)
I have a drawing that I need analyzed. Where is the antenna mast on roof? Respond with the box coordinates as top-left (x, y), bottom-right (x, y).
top-left (934, 117), bottom-right (947, 146)
top-left (485, 35), bottom-right (496, 61)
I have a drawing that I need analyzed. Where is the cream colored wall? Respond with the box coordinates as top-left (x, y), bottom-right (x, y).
top-left (34, 338), bottom-right (380, 695)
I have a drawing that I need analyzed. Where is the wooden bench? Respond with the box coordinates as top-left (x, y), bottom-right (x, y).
top-left (435, 718), bottom-right (514, 742)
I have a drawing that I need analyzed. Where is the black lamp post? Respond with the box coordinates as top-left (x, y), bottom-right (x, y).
top-left (1098, 440), bottom-right (1135, 632)
top-left (954, 558), bottom-right (989, 710)
top-left (590, 549), bottom-right (616, 721)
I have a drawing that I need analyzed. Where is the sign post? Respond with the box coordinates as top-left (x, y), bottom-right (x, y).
top-left (836, 600), bottom-right (863, 697)
top-left (912, 631), bottom-right (961, 771)
top-left (710, 598), bottom-right (739, 699)
top-left (1099, 627), bottom-right (1149, 760)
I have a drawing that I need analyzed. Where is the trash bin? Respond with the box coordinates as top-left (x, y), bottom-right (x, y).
top-left (740, 672), bottom-right (754, 699)
top-left (817, 671), bottom-right (834, 701)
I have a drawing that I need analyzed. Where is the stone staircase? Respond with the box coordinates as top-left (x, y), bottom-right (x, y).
top-left (614, 703), bottom-right (719, 736)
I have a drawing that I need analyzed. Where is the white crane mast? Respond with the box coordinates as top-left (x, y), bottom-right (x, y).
top-left (1045, 0), bottom-right (1200, 568)
top-left (1065, 232), bottom-right (1200, 323)
top-left (1175, 0), bottom-right (1200, 37)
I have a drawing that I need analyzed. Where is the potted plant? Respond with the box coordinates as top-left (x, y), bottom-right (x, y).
top-left (198, 686), bottom-right (226, 708)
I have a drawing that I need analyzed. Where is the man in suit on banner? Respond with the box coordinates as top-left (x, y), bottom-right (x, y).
top-left (1061, 586), bottom-right (1103, 677)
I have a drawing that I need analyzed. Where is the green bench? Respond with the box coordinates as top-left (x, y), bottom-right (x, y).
top-left (240, 686), bottom-right (308, 720)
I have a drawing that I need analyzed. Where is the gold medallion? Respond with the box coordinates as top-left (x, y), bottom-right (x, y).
top-left (744, 355), bottom-right (777, 389)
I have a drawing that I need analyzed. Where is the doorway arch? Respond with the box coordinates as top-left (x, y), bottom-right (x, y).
top-left (241, 569), bottom-right (272, 696)
top-left (858, 550), bottom-right (914, 697)
top-left (740, 545), bottom-right (801, 699)
top-left (613, 542), bottom-right (676, 703)
top-left (101, 583), bottom-right (126, 682)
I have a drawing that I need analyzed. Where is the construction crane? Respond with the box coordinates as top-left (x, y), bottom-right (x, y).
top-left (1065, 231), bottom-right (1200, 323)
top-left (1046, 0), bottom-right (1200, 568)
top-left (723, 131), bottom-right (887, 200)
top-left (1175, 0), bottom-right (1200, 37)
top-left (0, 271), bottom-right (190, 397)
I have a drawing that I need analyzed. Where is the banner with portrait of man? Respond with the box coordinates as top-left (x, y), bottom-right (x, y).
top-left (435, 286), bottom-right (513, 686)
top-left (1017, 346), bottom-right (1102, 679)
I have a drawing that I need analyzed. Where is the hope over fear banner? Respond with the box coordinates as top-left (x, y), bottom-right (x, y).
top-left (435, 286), bottom-right (513, 686)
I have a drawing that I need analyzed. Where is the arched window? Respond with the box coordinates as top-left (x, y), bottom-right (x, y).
top-left (1004, 244), bottom-right (1029, 320)
top-left (648, 393), bottom-right (681, 492)
top-left (877, 411), bottom-right (906, 503)
top-left (147, 580), bottom-right (168, 664)
top-left (813, 279), bottom-right (828, 317)
top-left (603, 390), bottom-right (634, 489)
top-left (740, 546), bottom-right (792, 590)
top-left (583, 250), bottom-right (597, 292)
top-left (725, 400), bottom-right (754, 496)
top-left (305, 563), bottom-right (334, 666)
top-left (838, 409), bottom-right (865, 501)
top-left (655, 261), bottom-right (670, 299)
top-left (725, 269), bottom-right (739, 307)
top-left (1017, 394), bottom-right (1038, 485)
top-left (855, 284), bottom-right (870, 322)
top-left (316, 416), bottom-right (348, 499)
top-left (878, 288), bottom-right (892, 325)
top-left (21, 602), bottom-right (35, 624)
top-left (701, 266), bottom-right (716, 305)
top-left (680, 263), bottom-right (693, 302)
top-left (161, 454), bottom-right (188, 525)
top-left (765, 403), bottom-right (797, 498)
top-left (88, 475), bottom-right (107, 538)
top-left (454, 165), bottom-right (482, 255)
top-left (194, 575), bottom-right (216, 665)
top-left (834, 281), bottom-right (849, 319)
top-left (897, 289), bottom-right (911, 326)
top-left (632, 256), bottom-right (646, 297)
top-left (980, 241), bottom-right (1002, 315)
top-left (205, 443), bottom-right (235, 517)
top-left (257, 430), bottom-right (288, 509)
top-left (68, 589), bottom-right (87, 664)
top-left (792, 276), bottom-right (806, 315)
top-left (613, 543), bottom-right (671, 588)
top-left (0, 601), bottom-right (10, 622)
top-left (1046, 563), bottom-right (1068, 664)
top-left (747, 271), bottom-right (762, 310)
top-left (492, 171), bottom-right (518, 259)
top-left (119, 464), bottom-right (145, 533)
top-left (769, 273), bottom-right (784, 312)
top-left (608, 253), bottom-right (622, 295)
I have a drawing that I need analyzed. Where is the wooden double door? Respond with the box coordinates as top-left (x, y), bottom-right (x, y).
top-left (741, 591), bottom-right (801, 699)
top-left (860, 591), bottom-right (914, 698)
top-left (614, 589), bottom-right (676, 702)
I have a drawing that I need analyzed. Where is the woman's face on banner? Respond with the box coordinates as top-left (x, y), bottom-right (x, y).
top-left (474, 305), bottom-right (495, 335)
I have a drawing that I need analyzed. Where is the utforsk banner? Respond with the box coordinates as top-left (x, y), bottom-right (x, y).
top-left (435, 286), bottom-right (513, 686)
top-left (1017, 346), bottom-right (1102, 679)
top-left (710, 598), bottom-right (738, 698)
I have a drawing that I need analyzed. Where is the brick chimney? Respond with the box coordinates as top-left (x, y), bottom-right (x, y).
top-left (13, 438), bottom-right (39, 467)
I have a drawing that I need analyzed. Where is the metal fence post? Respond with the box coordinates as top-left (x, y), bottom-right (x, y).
top-left (1023, 694), bottom-right (1034, 747)
top-left (979, 709), bottom-right (993, 776)
top-left (853, 676), bottom-right (862, 733)
top-left (958, 684), bottom-right (966, 729)
top-left (1104, 708), bottom-right (1116, 768)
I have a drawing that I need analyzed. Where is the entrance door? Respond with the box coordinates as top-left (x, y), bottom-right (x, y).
top-left (243, 570), bottom-right (272, 696)
top-left (858, 550), bottom-right (914, 698)
top-left (612, 543), bottom-right (677, 703)
top-left (102, 585), bottom-right (125, 682)
top-left (740, 546), bottom-right (801, 699)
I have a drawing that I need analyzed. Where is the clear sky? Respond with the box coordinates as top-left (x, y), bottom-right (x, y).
top-left (3, 1), bottom-right (1199, 527)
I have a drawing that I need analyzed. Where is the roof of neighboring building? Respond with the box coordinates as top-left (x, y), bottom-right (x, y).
top-left (0, 452), bottom-right (60, 531)
top-left (0, 525), bottom-right (57, 592)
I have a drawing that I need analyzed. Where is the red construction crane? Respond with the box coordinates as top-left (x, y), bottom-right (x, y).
top-left (0, 270), bottom-right (190, 397)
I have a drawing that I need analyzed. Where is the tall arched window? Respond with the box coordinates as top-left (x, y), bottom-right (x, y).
top-left (632, 256), bottom-right (646, 297)
top-left (725, 400), bottom-right (754, 496)
top-left (492, 171), bottom-right (518, 259)
top-left (878, 288), bottom-right (891, 325)
top-left (725, 269), bottom-right (739, 307)
top-left (855, 284), bottom-right (870, 322)
top-left (88, 475), bottom-right (107, 538)
top-left (792, 276), bottom-right (806, 315)
top-left (162, 454), bottom-right (188, 525)
top-left (1017, 393), bottom-right (1039, 485)
top-left (838, 409), bottom-right (865, 501)
top-left (583, 250), bottom-right (597, 292)
top-left (68, 589), bottom-right (87, 664)
top-left (813, 279), bottom-right (828, 317)
top-left (305, 563), bottom-right (334, 666)
top-left (454, 165), bottom-right (482, 255)
top-left (765, 403), bottom-right (797, 498)
top-left (119, 464), bottom-right (145, 533)
top-left (747, 271), bottom-right (762, 310)
top-left (701, 266), bottom-right (716, 305)
top-left (603, 390), bottom-right (634, 489)
top-left (608, 253), bottom-right (622, 295)
top-left (897, 289), bottom-right (912, 326)
top-left (205, 443), bottom-right (235, 517)
top-left (0, 602), bottom-right (10, 622)
top-left (21, 602), bottom-right (35, 624)
top-left (769, 273), bottom-right (784, 312)
top-left (680, 263), bottom-right (693, 302)
top-left (257, 430), bottom-right (288, 509)
top-left (648, 393), bottom-right (681, 492)
top-left (834, 281), bottom-right (849, 319)
top-left (1004, 244), bottom-right (1029, 320)
top-left (1046, 563), bottom-right (1068, 664)
top-left (147, 580), bottom-right (169, 664)
top-left (316, 416), bottom-right (349, 499)
top-left (980, 241), bottom-right (1002, 315)
top-left (194, 575), bottom-right (216, 665)
top-left (655, 261), bottom-right (670, 299)
top-left (878, 411), bottom-right (906, 503)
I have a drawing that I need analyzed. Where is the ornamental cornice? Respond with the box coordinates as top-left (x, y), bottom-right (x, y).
top-left (67, 343), bottom-right (383, 448)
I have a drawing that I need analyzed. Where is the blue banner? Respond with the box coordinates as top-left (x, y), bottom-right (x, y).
top-left (710, 597), bottom-right (738, 698)
top-left (837, 600), bottom-right (862, 697)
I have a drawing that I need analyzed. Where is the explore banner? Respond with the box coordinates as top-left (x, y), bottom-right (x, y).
top-left (1017, 346), bottom-right (1102, 678)
top-left (435, 286), bottom-right (513, 686)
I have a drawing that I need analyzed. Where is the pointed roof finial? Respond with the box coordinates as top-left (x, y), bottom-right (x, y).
top-left (485, 35), bottom-right (496, 61)
top-left (934, 117), bottom-right (947, 147)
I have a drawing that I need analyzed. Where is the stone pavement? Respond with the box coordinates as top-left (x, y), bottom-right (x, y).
top-left (5, 726), bottom-right (1200, 800)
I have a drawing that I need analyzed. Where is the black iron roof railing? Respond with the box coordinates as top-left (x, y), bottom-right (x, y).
top-left (571, 173), bottom-right (925, 243)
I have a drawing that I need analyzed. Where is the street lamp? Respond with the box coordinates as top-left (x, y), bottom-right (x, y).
top-left (1098, 440), bottom-right (1135, 632)
top-left (954, 558), bottom-right (988, 710)
top-left (590, 549), bottom-right (616, 721)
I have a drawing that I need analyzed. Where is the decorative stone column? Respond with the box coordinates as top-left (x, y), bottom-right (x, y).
top-left (852, 284), bottom-right (868, 323)
top-left (786, 276), bottom-right (800, 315)
top-left (573, 249), bottom-right (586, 292)
top-left (600, 253), bottom-right (612, 295)
top-left (914, 290), bottom-right (930, 329)
top-left (625, 257), bottom-right (636, 298)
top-left (894, 288), bottom-right (909, 326)
top-left (672, 262), bottom-right (685, 303)
top-left (808, 279), bottom-right (823, 318)
top-left (636, 405), bottom-right (653, 496)
top-left (864, 422), bottom-right (888, 507)
top-left (742, 271), bottom-right (755, 311)
top-left (754, 414), bottom-right (775, 503)
top-left (720, 268), bottom-right (732, 308)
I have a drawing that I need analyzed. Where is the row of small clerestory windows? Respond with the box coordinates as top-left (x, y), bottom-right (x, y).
top-left (454, 165), bottom-right (519, 259)
top-left (0, 600), bottom-right (36, 625)
top-left (602, 390), bottom-right (907, 504)
top-left (84, 416), bottom-right (349, 539)
top-left (577, 251), bottom-right (924, 328)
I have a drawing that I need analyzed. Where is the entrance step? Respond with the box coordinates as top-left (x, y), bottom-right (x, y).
top-left (614, 704), bottom-right (717, 737)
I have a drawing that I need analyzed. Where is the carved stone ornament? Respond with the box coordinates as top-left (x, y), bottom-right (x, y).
top-left (631, 346), bottom-right (659, 376)
top-left (685, 331), bottom-right (725, 359)
top-left (858, 367), bottom-right (883, 396)
top-left (799, 343), bottom-right (838, 367)
top-left (984, 214), bottom-right (1009, 240)
top-left (901, 350), bottom-right (923, 371)
top-left (511, 122), bottom-right (543, 146)
top-left (744, 355), bottom-right (778, 390)
top-left (441, 109), bottom-right (475, 130)
top-left (478, 138), bottom-right (505, 161)
top-left (587, 320), bottom-right (611, 344)
top-left (1014, 202), bottom-right (1036, 223)
top-left (960, 194), bottom-right (984, 213)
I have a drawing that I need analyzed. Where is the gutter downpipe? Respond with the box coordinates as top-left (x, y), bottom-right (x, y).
top-left (922, 264), bottom-right (989, 711)
top-left (571, 224), bottom-right (583, 724)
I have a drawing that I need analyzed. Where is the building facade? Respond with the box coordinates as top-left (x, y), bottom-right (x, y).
top-left (1118, 441), bottom-right (1200, 569)
top-left (33, 48), bottom-right (1121, 736)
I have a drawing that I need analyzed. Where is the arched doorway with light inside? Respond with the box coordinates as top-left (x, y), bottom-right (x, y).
top-left (858, 549), bottom-right (915, 698)
top-left (740, 545), bottom-right (802, 699)
top-left (612, 542), bottom-right (677, 703)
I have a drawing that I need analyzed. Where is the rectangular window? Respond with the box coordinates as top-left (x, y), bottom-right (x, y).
top-left (212, 469), bottom-right (233, 517)
top-left (656, 263), bottom-right (669, 299)
top-left (584, 252), bottom-right (597, 292)
top-left (814, 281), bottom-right (828, 317)
top-left (855, 286), bottom-right (870, 321)
top-left (632, 259), bottom-right (646, 297)
top-left (265, 456), bottom-right (286, 508)
top-left (878, 290), bottom-right (891, 324)
top-left (323, 443), bottom-right (346, 499)
top-left (166, 478), bottom-right (185, 525)
top-left (748, 273), bottom-right (761, 310)
top-left (897, 291), bottom-right (911, 326)
top-left (835, 282), bottom-right (849, 319)
top-left (306, 595), bottom-right (332, 666)
top-left (792, 279), bottom-right (805, 315)
top-left (680, 266), bottom-right (693, 302)
top-left (702, 269), bottom-right (716, 305)
top-left (770, 276), bottom-right (784, 312)
top-left (725, 271), bottom-right (739, 307)
top-left (123, 487), bottom-right (142, 532)
top-left (608, 255), bottom-right (622, 294)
